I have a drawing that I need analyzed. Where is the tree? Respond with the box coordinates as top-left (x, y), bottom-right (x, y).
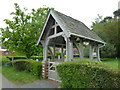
top-left (113, 9), bottom-right (120, 18)
top-left (1, 3), bottom-right (51, 58)
top-left (91, 11), bottom-right (119, 58)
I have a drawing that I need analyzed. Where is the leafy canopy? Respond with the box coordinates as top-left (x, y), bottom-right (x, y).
top-left (1, 3), bottom-right (51, 58)
top-left (91, 9), bottom-right (119, 58)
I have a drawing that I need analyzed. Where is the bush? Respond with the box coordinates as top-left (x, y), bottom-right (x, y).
top-left (30, 56), bottom-right (43, 61)
top-left (73, 54), bottom-right (79, 57)
top-left (56, 60), bottom-right (120, 88)
top-left (100, 43), bottom-right (116, 58)
top-left (13, 59), bottom-right (42, 77)
top-left (1, 56), bottom-right (11, 66)
top-left (6, 56), bottom-right (27, 60)
top-left (13, 60), bottom-right (28, 71)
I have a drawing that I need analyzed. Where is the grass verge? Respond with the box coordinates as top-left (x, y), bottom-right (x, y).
top-left (101, 58), bottom-right (119, 70)
top-left (2, 66), bottom-right (39, 85)
top-left (0, 66), bottom-right (2, 73)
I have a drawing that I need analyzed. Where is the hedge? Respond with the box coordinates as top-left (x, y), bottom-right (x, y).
top-left (1, 56), bottom-right (11, 66)
top-left (30, 56), bottom-right (43, 61)
top-left (56, 60), bottom-right (120, 88)
top-left (6, 56), bottom-right (43, 61)
top-left (13, 59), bottom-right (42, 77)
top-left (6, 56), bottom-right (27, 60)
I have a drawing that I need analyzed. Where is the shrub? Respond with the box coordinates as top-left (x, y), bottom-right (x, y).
top-left (1, 56), bottom-right (11, 66)
top-left (56, 60), bottom-right (120, 88)
top-left (30, 56), bottom-right (43, 61)
top-left (6, 56), bottom-right (27, 60)
top-left (13, 60), bottom-right (28, 71)
top-left (13, 59), bottom-right (42, 77)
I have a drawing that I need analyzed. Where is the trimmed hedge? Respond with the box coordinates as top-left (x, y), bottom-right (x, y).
top-left (30, 56), bottom-right (43, 61)
top-left (13, 59), bottom-right (42, 77)
top-left (6, 56), bottom-right (27, 60)
top-left (1, 56), bottom-right (11, 66)
top-left (56, 60), bottom-right (120, 88)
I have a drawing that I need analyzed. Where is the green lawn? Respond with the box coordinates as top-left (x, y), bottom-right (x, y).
top-left (101, 58), bottom-right (119, 70)
top-left (74, 57), bottom-right (119, 69)
top-left (0, 66), bottom-right (2, 73)
top-left (2, 66), bottom-right (39, 85)
top-left (1, 55), bottom-right (119, 85)
top-left (1, 55), bottom-right (40, 85)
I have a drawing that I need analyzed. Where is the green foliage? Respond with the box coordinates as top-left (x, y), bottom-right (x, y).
top-left (91, 11), bottom-right (119, 58)
top-left (113, 9), bottom-right (120, 17)
top-left (100, 43), bottom-right (116, 58)
top-left (56, 60), bottom-right (119, 88)
top-left (84, 46), bottom-right (89, 57)
top-left (13, 59), bottom-right (42, 77)
top-left (30, 56), bottom-right (43, 61)
top-left (1, 3), bottom-right (51, 58)
top-left (0, 66), bottom-right (2, 73)
top-left (101, 58), bottom-right (119, 70)
top-left (1, 56), bottom-right (11, 66)
top-left (13, 60), bottom-right (28, 71)
top-left (55, 51), bottom-right (62, 58)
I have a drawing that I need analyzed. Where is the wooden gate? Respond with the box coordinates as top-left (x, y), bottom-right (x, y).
top-left (48, 61), bottom-right (61, 82)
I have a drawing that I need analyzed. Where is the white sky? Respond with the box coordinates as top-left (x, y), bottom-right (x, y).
top-left (0, 0), bottom-right (119, 28)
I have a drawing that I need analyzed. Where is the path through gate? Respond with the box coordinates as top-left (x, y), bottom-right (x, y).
top-left (48, 61), bottom-right (61, 82)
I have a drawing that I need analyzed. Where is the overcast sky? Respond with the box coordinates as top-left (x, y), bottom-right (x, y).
top-left (0, 0), bottom-right (119, 28)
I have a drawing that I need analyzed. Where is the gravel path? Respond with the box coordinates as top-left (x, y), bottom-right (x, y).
top-left (1, 74), bottom-right (60, 88)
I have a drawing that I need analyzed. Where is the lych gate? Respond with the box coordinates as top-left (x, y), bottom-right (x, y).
top-left (37, 9), bottom-right (105, 81)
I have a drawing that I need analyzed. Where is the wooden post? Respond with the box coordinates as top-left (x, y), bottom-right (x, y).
top-left (65, 37), bottom-right (73, 61)
top-left (79, 39), bottom-right (84, 60)
top-left (69, 41), bottom-right (73, 60)
top-left (54, 21), bottom-right (57, 34)
top-left (43, 39), bottom-right (49, 61)
top-left (61, 45), bottom-right (64, 59)
top-left (74, 42), bottom-right (81, 59)
top-left (73, 40), bottom-right (84, 60)
top-left (89, 43), bottom-right (93, 60)
top-left (95, 45), bottom-right (101, 61)
top-left (43, 45), bottom-right (48, 61)
top-left (65, 37), bottom-right (69, 61)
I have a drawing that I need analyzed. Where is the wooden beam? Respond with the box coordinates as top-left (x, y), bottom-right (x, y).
top-left (64, 37), bottom-right (73, 61)
top-left (65, 37), bottom-right (69, 61)
top-left (79, 40), bottom-right (84, 60)
top-left (43, 39), bottom-right (49, 61)
top-left (37, 12), bottom-right (51, 45)
top-left (89, 42), bottom-right (96, 61)
top-left (54, 22), bottom-right (57, 34)
top-left (61, 45), bottom-right (64, 59)
top-left (49, 42), bottom-right (66, 46)
top-left (50, 10), bottom-right (71, 37)
top-left (50, 24), bottom-right (59, 29)
top-left (69, 41), bottom-right (73, 59)
top-left (74, 42), bottom-right (81, 58)
top-left (95, 45), bottom-right (101, 61)
top-left (73, 40), bottom-right (84, 60)
top-left (48, 32), bottom-right (64, 39)
top-left (89, 44), bottom-right (93, 60)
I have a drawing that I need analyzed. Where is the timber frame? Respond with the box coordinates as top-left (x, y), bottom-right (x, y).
top-left (37, 9), bottom-right (105, 62)
top-left (37, 9), bottom-right (105, 80)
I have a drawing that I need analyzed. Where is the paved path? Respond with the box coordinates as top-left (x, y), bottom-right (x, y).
top-left (1, 74), bottom-right (60, 88)
top-left (2, 74), bottom-right (18, 88)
